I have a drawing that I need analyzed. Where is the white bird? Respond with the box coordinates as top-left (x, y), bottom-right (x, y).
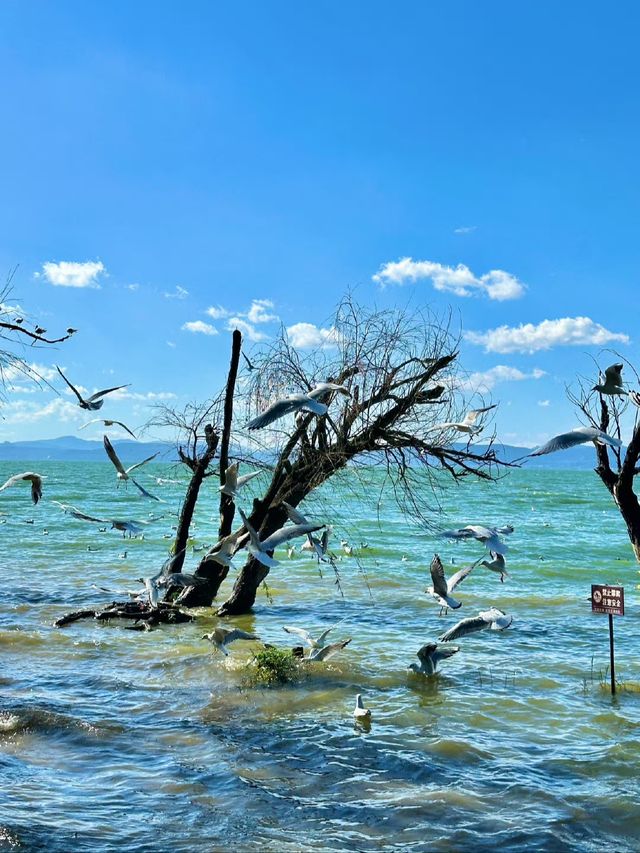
top-left (593, 363), bottom-right (627, 396)
top-left (201, 627), bottom-right (260, 656)
top-left (246, 383), bottom-right (350, 430)
top-left (425, 553), bottom-right (475, 613)
top-left (526, 427), bottom-right (622, 458)
top-left (103, 435), bottom-right (161, 500)
top-left (408, 642), bottom-right (460, 676)
top-left (282, 621), bottom-right (344, 650)
top-left (287, 545), bottom-right (296, 559)
top-left (306, 638), bottom-right (352, 662)
top-left (201, 530), bottom-right (243, 569)
top-left (239, 508), bottom-right (323, 569)
top-left (479, 551), bottom-right (509, 582)
top-left (428, 404), bottom-right (497, 436)
top-left (283, 501), bottom-right (331, 561)
top-left (443, 524), bottom-right (510, 555)
top-left (80, 418), bottom-right (137, 438)
top-left (144, 577), bottom-right (159, 608)
top-left (219, 462), bottom-right (260, 498)
top-left (341, 539), bottom-right (354, 557)
top-left (353, 694), bottom-right (372, 722)
top-left (56, 365), bottom-right (129, 410)
top-left (0, 472), bottom-right (44, 504)
top-left (438, 608), bottom-right (513, 642)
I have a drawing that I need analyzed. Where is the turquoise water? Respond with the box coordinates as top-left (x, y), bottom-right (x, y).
top-left (1, 463), bottom-right (640, 852)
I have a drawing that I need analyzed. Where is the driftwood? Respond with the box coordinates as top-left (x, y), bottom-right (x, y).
top-left (54, 600), bottom-right (193, 628)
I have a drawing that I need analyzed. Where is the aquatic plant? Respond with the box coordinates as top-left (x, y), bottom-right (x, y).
top-left (246, 647), bottom-right (301, 687)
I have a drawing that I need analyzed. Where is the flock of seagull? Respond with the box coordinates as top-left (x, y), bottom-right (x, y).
top-left (1, 359), bottom-right (636, 722)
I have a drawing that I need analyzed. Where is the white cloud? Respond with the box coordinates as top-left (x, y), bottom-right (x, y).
top-left (227, 317), bottom-right (269, 342)
top-left (461, 365), bottom-right (546, 393)
top-left (538, 399), bottom-right (551, 407)
top-left (37, 261), bottom-right (105, 289)
top-left (166, 340), bottom-right (176, 348)
top-left (164, 285), bottom-right (189, 300)
top-left (181, 320), bottom-right (218, 336)
top-left (206, 305), bottom-right (231, 320)
top-left (127, 283), bottom-right (140, 292)
top-left (465, 317), bottom-right (630, 353)
top-left (286, 322), bottom-right (342, 349)
top-left (453, 226), bottom-right (477, 235)
top-left (246, 299), bottom-right (278, 324)
top-left (372, 257), bottom-right (525, 301)
top-left (1, 397), bottom-right (85, 424)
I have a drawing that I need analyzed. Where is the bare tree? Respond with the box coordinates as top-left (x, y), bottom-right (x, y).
top-left (175, 295), bottom-right (505, 616)
top-left (568, 356), bottom-right (640, 560)
top-left (0, 270), bottom-right (75, 401)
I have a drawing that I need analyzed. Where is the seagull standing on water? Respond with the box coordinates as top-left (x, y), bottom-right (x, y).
top-left (353, 694), bottom-right (372, 722)
top-left (425, 553), bottom-right (475, 614)
top-left (438, 608), bottom-right (513, 642)
top-left (408, 643), bottom-right (460, 676)
top-left (0, 472), bottom-right (44, 504)
top-left (246, 382), bottom-right (350, 430)
top-left (55, 365), bottom-right (130, 410)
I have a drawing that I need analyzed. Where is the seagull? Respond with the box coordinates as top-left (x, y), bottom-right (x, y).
top-left (438, 608), bottom-right (513, 642)
top-left (479, 551), bottom-right (509, 582)
top-left (443, 524), bottom-right (510, 555)
top-left (353, 694), bottom-right (372, 722)
top-left (246, 383), bottom-right (350, 430)
top-left (55, 365), bottom-right (130, 410)
top-left (428, 404), bottom-right (497, 436)
top-left (219, 462), bottom-right (260, 498)
top-left (341, 539), bottom-right (355, 557)
top-left (593, 363), bottom-right (627, 396)
top-left (66, 327), bottom-right (78, 334)
top-left (201, 627), bottom-right (260, 656)
top-left (80, 418), bottom-right (137, 439)
top-left (306, 638), bottom-right (352, 662)
top-left (282, 621), bottom-right (345, 650)
top-left (0, 472), bottom-right (44, 504)
top-left (201, 530), bottom-right (243, 568)
top-left (52, 502), bottom-right (151, 538)
top-left (425, 553), bottom-right (475, 613)
top-left (241, 351), bottom-right (258, 371)
top-left (525, 427), bottom-right (622, 459)
top-left (239, 508), bottom-right (323, 569)
top-left (103, 435), bottom-right (161, 500)
top-left (34, 326), bottom-right (47, 335)
top-left (408, 643), bottom-right (460, 676)
top-left (282, 502), bottom-right (329, 560)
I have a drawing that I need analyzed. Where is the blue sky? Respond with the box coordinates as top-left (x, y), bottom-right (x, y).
top-left (1, 1), bottom-right (639, 446)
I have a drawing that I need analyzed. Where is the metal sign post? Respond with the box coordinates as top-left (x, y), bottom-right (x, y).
top-left (591, 584), bottom-right (624, 696)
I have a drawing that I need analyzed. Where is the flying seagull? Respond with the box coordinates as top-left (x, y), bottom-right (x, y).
top-left (55, 365), bottom-right (130, 410)
top-left (438, 608), bottom-right (513, 642)
top-left (201, 530), bottom-right (243, 568)
top-left (201, 627), bottom-right (260, 656)
top-left (306, 638), bottom-right (352, 662)
top-left (103, 435), bottom-right (160, 500)
top-left (408, 643), bottom-right (460, 676)
top-left (239, 508), bottom-right (323, 568)
top-left (593, 363), bottom-right (627, 396)
top-left (443, 524), bottom-right (511, 555)
top-left (478, 551), bottom-right (509, 582)
top-left (0, 472), bottom-right (44, 504)
top-left (219, 462), bottom-right (260, 498)
top-left (425, 553), bottom-right (475, 613)
top-left (282, 621), bottom-right (344, 650)
top-left (246, 383), bottom-right (350, 430)
top-left (52, 502), bottom-right (156, 537)
top-left (428, 404), bottom-right (497, 436)
top-left (353, 694), bottom-right (372, 722)
top-left (525, 427), bottom-right (622, 459)
top-left (80, 418), bottom-right (137, 439)
top-left (241, 351), bottom-right (257, 372)
top-left (282, 501), bottom-right (330, 560)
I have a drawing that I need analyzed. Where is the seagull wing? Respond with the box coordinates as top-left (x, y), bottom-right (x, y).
top-left (282, 625), bottom-right (314, 646)
top-left (604, 363), bottom-right (624, 387)
top-left (308, 638), bottom-right (351, 661)
top-left (0, 473), bottom-right (28, 492)
top-left (260, 522), bottom-right (324, 551)
top-left (429, 554), bottom-right (449, 599)
top-left (438, 615), bottom-right (490, 642)
top-left (246, 396), bottom-right (308, 430)
top-left (110, 420), bottom-right (137, 439)
top-left (529, 428), bottom-right (604, 457)
top-left (55, 365), bottom-right (86, 405)
top-left (125, 452), bottom-right (159, 474)
top-left (235, 470), bottom-right (261, 489)
top-left (238, 508), bottom-right (262, 551)
top-left (432, 644), bottom-right (461, 665)
top-left (222, 628), bottom-right (260, 644)
top-left (446, 562), bottom-right (476, 592)
top-left (221, 463), bottom-right (238, 493)
top-left (86, 383), bottom-right (130, 403)
top-left (282, 500), bottom-right (308, 525)
top-left (130, 477), bottom-right (162, 501)
top-left (103, 435), bottom-right (128, 476)
top-left (462, 404), bottom-right (497, 425)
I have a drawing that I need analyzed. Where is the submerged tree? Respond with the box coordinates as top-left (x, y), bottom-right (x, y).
top-left (155, 296), bottom-right (504, 616)
top-left (568, 358), bottom-right (640, 561)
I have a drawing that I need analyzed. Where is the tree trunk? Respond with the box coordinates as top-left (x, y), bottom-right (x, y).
top-left (216, 556), bottom-right (270, 615)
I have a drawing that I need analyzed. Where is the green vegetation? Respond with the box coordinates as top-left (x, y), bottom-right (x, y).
top-left (246, 647), bottom-right (301, 687)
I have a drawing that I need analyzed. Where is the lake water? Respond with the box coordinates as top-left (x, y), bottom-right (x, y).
top-left (1, 462), bottom-right (639, 852)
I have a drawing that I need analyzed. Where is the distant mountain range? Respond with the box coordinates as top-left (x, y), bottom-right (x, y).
top-left (0, 435), bottom-right (602, 470)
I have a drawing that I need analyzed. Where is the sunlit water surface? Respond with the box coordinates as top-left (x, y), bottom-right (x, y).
top-left (1, 462), bottom-right (639, 852)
